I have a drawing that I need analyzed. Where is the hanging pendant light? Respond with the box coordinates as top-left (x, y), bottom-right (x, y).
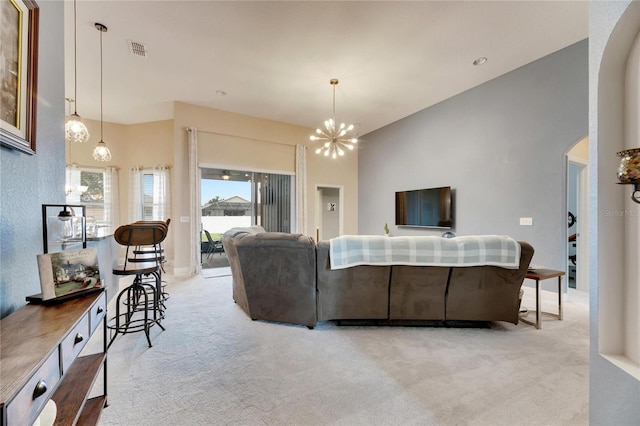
top-left (65, 0), bottom-right (90, 143)
top-left (309, 79), bottom-right (358, 159)
top-left (92, 23), bottom-right (112, 162)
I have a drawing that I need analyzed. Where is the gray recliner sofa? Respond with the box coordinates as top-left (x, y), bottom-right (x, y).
top-left (224, 227), bottom-right (534, 329)
top-left (316, 241), bottom-right (534, 325)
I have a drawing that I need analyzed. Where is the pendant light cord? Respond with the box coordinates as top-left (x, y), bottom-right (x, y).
top-left (93, 22), bottom-right (110, 161)
top-left (332, 85), bottom-right (336, 121)
top-left (330, 79), bottom-right (338, 122)
top-left (73, 0), bottom-right (78, 115)
top-left (100, 26), bottom-right (103, 141)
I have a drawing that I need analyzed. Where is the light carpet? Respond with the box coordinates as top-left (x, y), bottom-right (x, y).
top-left (97, 273), bottom-right (589, 426)
top-left (201, 266), bottom-right (232, 279)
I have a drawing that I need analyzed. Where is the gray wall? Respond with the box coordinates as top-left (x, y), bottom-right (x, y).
top-left (358, 40), bottom-right (588, 273)
top-left (0, 1), bottom-right (65, 318)
top-left (589, 1), bottom-right (640, 424)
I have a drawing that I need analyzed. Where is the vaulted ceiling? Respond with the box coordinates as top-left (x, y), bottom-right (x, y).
top-left (65, 1), bottom-right (588, 136)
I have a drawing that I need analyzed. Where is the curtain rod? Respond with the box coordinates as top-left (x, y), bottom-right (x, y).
top-left (190, 128), bottom-right (298, 148)
top-left (66, 163), bottom-right (120, 170)
top-left (130, 165), bottom-right (172, 170)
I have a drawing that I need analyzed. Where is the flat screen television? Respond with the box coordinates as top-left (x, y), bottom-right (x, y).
top-left (395, 186), bottom-right (453, 229)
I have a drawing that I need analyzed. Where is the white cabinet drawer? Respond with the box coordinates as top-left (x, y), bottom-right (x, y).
top-left (90, 291), bottom-right (107, 334)
top-left (6, 349), bottom-right (60, 426)
top-left (60, 314), bottom-right (90, 373)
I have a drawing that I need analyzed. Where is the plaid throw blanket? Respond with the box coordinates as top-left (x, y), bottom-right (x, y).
top-left (329, 235), bottom-right (521, 270)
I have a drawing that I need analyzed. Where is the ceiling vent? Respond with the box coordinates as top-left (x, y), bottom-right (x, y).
top-left (128, 40), bottom-right (147, 57)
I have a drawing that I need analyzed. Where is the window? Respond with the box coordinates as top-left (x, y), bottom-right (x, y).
top-left (79, 170), bottom-right (104, 219)
top-left (66, 165), bottom-right (119, 228)
top-left (142, 173), bottom-right (154, 220)
top-left (129, 166), bottom-right (171, 222)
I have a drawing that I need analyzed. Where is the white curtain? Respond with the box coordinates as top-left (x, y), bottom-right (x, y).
top-left (65, 164), bottom-right (82, 203)
top-left (295, 144), bottom-right (307, 235)
top-left (152, 166), bottom-right (171, 220)
top-left (188, 127), bottom-right (199, 274)
top-left (103, 167), bottom-right (120, 227)
top-left (129, 166), bottom-right (142, 222)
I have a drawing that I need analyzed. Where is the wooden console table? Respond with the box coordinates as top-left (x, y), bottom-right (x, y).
top-left (0, 290), bottom-right (107, 425)
top-left (520, 268), bottom-right (564, 329)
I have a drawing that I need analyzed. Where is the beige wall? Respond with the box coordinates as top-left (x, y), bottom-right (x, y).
top-left (66, 119), bottom-right (127, 168)
top-left (66, 118), bottom-right (129, 229)
top-left (197, 132), bottom-right (295, 173)
top-left (66, 118), bottom-right (174, 226)
top-left (172, 102), bottom-right (358, 273)
top-left (568, 136), bottom-right (589, 161)
top-left (66, 118), bottom-right (175, 262)
top-left (68, 102), bottom-right (358, 274)
top-left (122, 120), bottom-right (175, 222)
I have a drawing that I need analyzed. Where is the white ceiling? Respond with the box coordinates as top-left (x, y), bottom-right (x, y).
top-left (64, 0), bottom-right (588, 136)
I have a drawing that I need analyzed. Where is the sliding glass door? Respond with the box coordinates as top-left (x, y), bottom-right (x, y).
top-left (251, 172), bottom-right (291, 232)
top-left (201, 168), bottom-right (292, 233)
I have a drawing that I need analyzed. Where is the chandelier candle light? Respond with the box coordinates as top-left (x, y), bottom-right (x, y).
top-left (310, 79), bottom-right (358, 159)
top-left (65, 0), bottom-right (90, 144)
top-left (93, 23), bottom-right (112, 162)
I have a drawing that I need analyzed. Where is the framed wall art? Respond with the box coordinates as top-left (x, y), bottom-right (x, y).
top-left (0, 0), bottom-right (39, 155)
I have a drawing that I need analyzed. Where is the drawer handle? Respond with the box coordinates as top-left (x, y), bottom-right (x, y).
top-left (97, 306), bottom-right (104, 313)
top-left (74, 333), bottom-right (84, 345)
top-left (32, 380), bottom-right (47, 400)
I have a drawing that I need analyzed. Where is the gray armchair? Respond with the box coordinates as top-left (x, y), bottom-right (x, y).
top-left (223, 228), bottom-right (317, 328)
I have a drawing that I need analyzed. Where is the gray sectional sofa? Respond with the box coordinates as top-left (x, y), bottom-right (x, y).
top-left (223, 226), bottom-right (534, 329)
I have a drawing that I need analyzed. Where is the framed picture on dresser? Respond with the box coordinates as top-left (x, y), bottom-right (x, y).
top-left (36, 247), bottom-right (103, 302)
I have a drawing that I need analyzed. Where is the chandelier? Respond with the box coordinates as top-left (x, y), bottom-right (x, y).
top-left (309, 79), bottom-right (358, 159)
top-left (92, 23), bottom-right (112, 162)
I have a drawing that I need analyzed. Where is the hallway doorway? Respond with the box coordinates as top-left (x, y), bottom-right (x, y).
top-left (566, 137), bottom-right (589, 294)
top-left (315, 185), bottom-right (343, 241)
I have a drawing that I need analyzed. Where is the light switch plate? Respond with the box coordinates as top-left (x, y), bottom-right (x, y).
top-left (519, 217), bottom-right (533, 226)
top-left (180, 216), bottom-right (190, 223)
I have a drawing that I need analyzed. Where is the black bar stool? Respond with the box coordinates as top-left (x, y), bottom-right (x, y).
top-left (108, 223), bottom-right (167, 348)
top-left (132, 219), bottom-right (170, 308)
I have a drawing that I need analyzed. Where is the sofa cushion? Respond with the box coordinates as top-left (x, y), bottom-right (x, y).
top-left (445, 241), bottom-right (534, 324)
top-left (389, 265), bottom-right (449, 320)
top-left (316, 241), bottom-right (391, 321)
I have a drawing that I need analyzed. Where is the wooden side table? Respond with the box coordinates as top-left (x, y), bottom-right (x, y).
top-left (520, 268), bottom-right (564, 329)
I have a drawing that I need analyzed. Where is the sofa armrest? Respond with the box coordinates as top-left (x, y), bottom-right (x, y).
top-left (222, 226), bottom-right (268, 315)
